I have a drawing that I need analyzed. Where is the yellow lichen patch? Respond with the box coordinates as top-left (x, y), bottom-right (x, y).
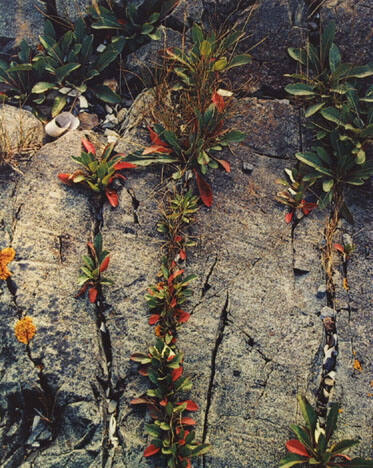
top-left (0, 247), bottom-right (16, 280)
top-left (353, 359), bottom-right (363, 371)
top-left (14, 316), bottom-right (36, 344)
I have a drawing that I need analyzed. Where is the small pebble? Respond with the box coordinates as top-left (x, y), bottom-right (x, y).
top-left (316, 284), bottom-right (327, 299)
top-left (320, 306), bottom-right (335, 319)
top-left (242, 162), bottom-right (254, 174)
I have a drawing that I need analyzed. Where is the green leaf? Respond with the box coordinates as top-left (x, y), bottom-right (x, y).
top-left (321, 21), bottom-right (336, 67)
top-left (323, 179), bottom-right (334, 192)
top-left (221, 130), bottom-right (246, 144)
top-left (191, 24), bottom-right (203, 45)
top-left (295, 152), bottom-right (333, 176)
top-left (212, 57), bottom-right (228, 71)
top-left (319, 190), bottom-right (333, 209)
top-left (52, 95), bottom-right (67, 117)
top-left (356, 149), bottom-right (366, 165)
top-left (331, 439), bottom-right (360, 454)
top-left (285, 83), bottom-right (316, 96)
top-left (55, 63), bottom-right (81, 82)
top-left (279, 453), bottom-right (308, 468)
top-left (342, 458), bottom-right (373, 467)
top-left (305, 102), bottom-right (325, 118)
top-left (90, 85), bottom-right (121, 104)
top-left (297, 395), bottom-right (317, 433)
top-left (94, 233), bottom-right (102, 255)
top-left (32, 82), bottom-right (57, 94)
top-left (320, 107), bottom-right (344, 126)
top-left (190, 443), bottom-right (211, 456)
top-left (145, 423), bottom-right (161, 438)
top-left (290, 424), bottom-right (313, 452)
top-left (200, 40), bottom-right (212, 57)
top-left (288, 47), bottom-right (307, 65)
top-left (325, 403), bottom-right (339, 442)
top-left (344, 64), bottom-right (373, 79)
top-left (7, 63), bottom-right (33, 72)
top-left (226, 54), bottom-right (251, 69)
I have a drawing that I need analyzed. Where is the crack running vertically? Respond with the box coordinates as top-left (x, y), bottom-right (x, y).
top-left (202, 291), bottom-right (229, 466)
top-left (201, 255), bottom-right (218, 298)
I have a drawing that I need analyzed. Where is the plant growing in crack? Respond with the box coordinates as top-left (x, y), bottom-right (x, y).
top-left (58, 138), bottom-right (136, 207)
top-left (123, 24), bottom-right (248, 206)
top-left (76, 233), bottom-right (113, 303)
top-left (280, 395), bottom-right (373, 467)
top-left (131, 338), bottom-right (210, 467)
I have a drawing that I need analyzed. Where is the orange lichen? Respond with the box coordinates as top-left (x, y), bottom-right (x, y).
top-left (14, 316), bottom-right (36, 344)
top-left (353, 359), bottom-right (363, 371)
top-left (0, 247), bottom-right (15, 280)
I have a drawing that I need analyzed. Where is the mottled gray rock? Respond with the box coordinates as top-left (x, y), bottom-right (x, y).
top-left (0, 0), bottom-right (44, 43)
top-left (56, 0), bottom-right (91, 21)
top-left (321, 0), bottom-right (373, 64)
top-left (0, 131), bottom-right (105, 465)
top-left (124, 26), bottom-right (185, 85)
top-left (240, 0), bottom-right (308, 93)
top-left (0, 104), bottom-right (44, 154)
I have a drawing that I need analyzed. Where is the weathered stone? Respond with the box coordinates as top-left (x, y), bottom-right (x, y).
top-left (0, 1), bottom-right (44, 43)
top-left (321, 0), bottom-right (373, 64)
top-left (0, 104), bottom-right (44, 154)
top-left (55, 0), bottom-right (91, 22)
top-left (0, 131), bottom-right (105, 465)
top-left (124, 26), bottom-right (185, 85)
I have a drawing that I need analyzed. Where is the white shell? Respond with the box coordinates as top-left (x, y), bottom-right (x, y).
top-left (79, 95), bottom-right (89, 109)
top-left (97, 44), bottom-right (106, 53)
top-left (45, 112), bottom-right (80, 138)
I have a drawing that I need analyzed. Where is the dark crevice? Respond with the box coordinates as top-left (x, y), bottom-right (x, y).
top-left (202, 292), bottom-right (229, 463)
top-left (126, 188), bottom-right (140, 225)
top-left (201, 255), bottom-right (218, 298)
top-left (248, 148), bottom-right (290, 160)
top-left (236, 326), bottom-right (272, 363)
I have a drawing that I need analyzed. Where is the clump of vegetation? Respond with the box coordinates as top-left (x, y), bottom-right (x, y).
top-left (131, 338), bottom-right (210, 467)
top-left (89, 0), bottom-right (178, 54)
top-left (280, 395), bottom-right (373, 467)
top-left (124, 24), bottom-right (249, 205)
top-left (284, 21), bottom-right (373, 216)
top-left (58, 138), bottom-right (136, 207)
top-left (77, 233), bottom-right (113, 304)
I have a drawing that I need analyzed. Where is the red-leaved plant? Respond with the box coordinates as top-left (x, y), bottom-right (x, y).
top-left (76, 233), bottom-right (113, 303)
top-left (131, 338), bottom-right (210, 467)
top-left (58, 139), bottom-right (136, 207)
top-left (280, 395), bottom-right (373, 467)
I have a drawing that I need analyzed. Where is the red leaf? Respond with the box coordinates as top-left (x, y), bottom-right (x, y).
top-left (177, 400), bottom-right (199, 411)
top-left (332, 454), bottom-right (352, 461)
top-left (301, 200), bottom-right (317, 215)
top-left (186, 459), bottom-right (192, 468)
top-left (285, 440), bottom-right (310, 457)
top-left (130, 397), bottom-right (149, 405)
top-left (179, 249), bottom-right (187, 260)
top-left (114, 161), bottom-right (137, 170)
top-left (180, 417), bottom-right (196, 426)
top-left (138, 367), bottom-right (148, 376)
top-left (75, 283), bottom-right (89, 298)
top-left (148, 126), bottom-right (168, 146)
top-left (105, 189), bottom-right (119, 207)
top-left (149, 314), bottom-right (160, 325)
top-left (216, 159), bottom-right (231, 173)
top-left (99, 256), bottom-right (110, 272)
top-left (58, 173), bottom-right (73, 185)
top-left (87, 241), bottom-right (95, 257)
top-left (172, 366), bottom-right (183, 382)
top-left (193, 169), bottom-right (213, 207)
top-left (174, 235), bottom-right (183, 242)
top-left (177, 310), bottom-right (190, 324)
top-left (160, 398), bottom-right (168, 407)
top-left (82, 138), bottom-right (96, 154)
top-left (170, 296), bottom-right (177, 308)
top-left (168, 269), bottom-right (184, 285)
top-left (144, 444), bottom-right (160, 457)
top-left (89, 287), bottom-right (98, 303)
top-left (142, 144), bottom-right (172, 155)
top-left (117, 18), bottom-right (127, 25)
top-left (285, 210), bottom-right (294, 224)
top-left (212, 91), bottom-right (225, 112)
top-left (334, 243), bottom-right (345, 253)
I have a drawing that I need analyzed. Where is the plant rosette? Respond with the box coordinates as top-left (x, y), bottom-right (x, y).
top-left (58, 138), bottom-right (136, 207)
top-left (76, 232), bottom-right (113, 303)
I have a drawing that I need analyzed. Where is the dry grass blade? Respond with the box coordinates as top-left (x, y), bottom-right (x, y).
top-left (0, 114), bottom-right (42, 175)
